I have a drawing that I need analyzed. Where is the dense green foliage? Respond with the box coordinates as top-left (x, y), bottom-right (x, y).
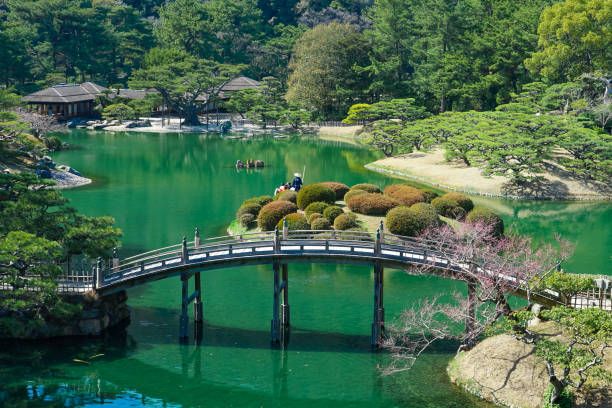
top-left (273, 190), bottom-right (298, 203)
top-left (311, 217), bottom-right (331, 230)
top-left (296, 183), bottom-right (336, 209)
top-left (431, 196), bottom-right (467, 219)
top-left (384, 185), bottom-right (426, 206)
top-left (343, 189), bottom-right (367, 203)
top-left (304, 201), bottom-right (330, 218)
top-left (322, 206), bottom-right (344, 223)
top-left (350, 183), bottom-right (381, 194)
top-left (243, 195), bottom-right (274, 207)
top-left (385, 204), bottom-right (438, 237)
top-left (236, 203), bottom-right (262, 219)
top-left (333, 213), bottom-right (357, 230)
top-left (442, 192), bottom-right (473, 213)
top-left (465, 206), bottom-right (505, 236)
top-left (257, 200), bottom-right (298, 231)
top-left (277, 213), bottom-right (309, 231)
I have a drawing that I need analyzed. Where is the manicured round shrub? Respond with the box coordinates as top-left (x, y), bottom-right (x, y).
top-left (305, 201), bottom-right (330, 218)
top-left (410, 202), bottom-right (439, 227)
top-left (431, 197), bottom-right (466, 219)
top-left (277, 213), bottom-right (309, 230)
top-left (466, 206), bottom-right (505, 236)
top-left (258, 200), bottom-right (298, 231)
top-left (343, 189), bottom-right (366, 203)
top-left (346, 193), bottom-right (399, 215)
top-left (239, 213), bottom-right (256, 228)
top-left (311, 217), bottom-right (331, 230)
top-left (243, 195), bottom-right (273, 207)
top-left (323, 205), bottom-right (344, 223)
top-left (309, 212), bottom-right (323, 223)
top-left (296, 183), bottom-right (335, 209)
top-left (321, 182), bottom-right (350, 200)
top-left (334, 213), bottom-right (357, 230)
top-left (442, 192), bottom-right (473, 213)
top-left (386, 205), bottom-right (438, 237)
top-left (419, 189), bottom-right (439, 203)
top-left (273, 190), bottom-right (297, 203)
top-left (384, 184), bottom-right (426, 206)
top-left (236, 203), bottom-right (261, 219)
top-left (351, 183), bottom-right (381, 193)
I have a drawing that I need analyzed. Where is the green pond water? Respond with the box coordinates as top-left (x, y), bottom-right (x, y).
top-left (1, 130), bottom-right (610, 408)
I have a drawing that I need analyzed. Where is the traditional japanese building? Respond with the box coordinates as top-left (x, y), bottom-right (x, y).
top-left (23, 82), bottom-right (107, 119)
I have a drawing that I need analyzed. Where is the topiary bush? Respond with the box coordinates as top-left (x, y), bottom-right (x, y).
top-left (309, 212), bottom-right (323, 223)
top-left (431, 196), bottom-right (466, 219)
top-left (236, 203), bottom-right (261, 219)
top-left (386, 204), bottom-right (438, 237)
top-left (343, 189), bottom-right (367, 203)
top-left (296, 183), bottom-right (336, 209)
top-left (277, 213), bottom-right (309, 231)
top-left (321, 182), bottom-right (350, 200)
top-left (346, 193), bottom-right (399, 215)
top-left (410, 202), bottom-right (439, 227)
top-left (351, 183), bottom-right (381, 193)
top-left (466, 206), bottom-right (505, 236)
top-left (258, 200), bottom-right (298, 231)
top-left (323, 205), bottom-right (344, 223)
top-left (334, 213), bottom-right (357, 230)
top-left (442, 192), bottom-right (473, 213)
top-left (384, 184), bottom-right (426, 206)
top-left (419, 189), bottom-right (439, 203)
top-left (273, 190), bottom-right (297, 203)
top-left (311, 217), bottom-right (331, 230)
top-left (243, 195), bottom-right (273, 207)
top-left (239, 213), bottom-right (256, 228)
top-left (305, 201), bottom-right (330, 218)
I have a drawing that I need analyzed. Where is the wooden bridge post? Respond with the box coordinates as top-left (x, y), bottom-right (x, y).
top-left (179, 273), bottom-right (189, 339)
top-left (95, 257), bottom-right (103, 289)
top-left (194, 272), bottom-right (203, 324)
top-left (181, 236), bottom-right (188, 264)
top-left (281, 264), bottom-right (289, 328)
top-left (282, 218), bottom-right (288, 240)
top-left (271, 261), bottom-right (281, 344)
top-left (194, 227), bottom-right (200, 248)
top-left (371, 228), bottom-right (385, 348)
top-left (112, 248), bottom-right (119, 269)
top-left (274, 227), bottom-right (280, 254)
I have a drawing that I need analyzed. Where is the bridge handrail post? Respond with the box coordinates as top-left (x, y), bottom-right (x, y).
top-left (274, 227), bottom-right (280, 254)
top-left (181, 236), bottom-right (188, 264)
top-left (95, 257), bottom-right (103, 289)
top-left (194, 227), bottom-right (200, 248)
top-left (375, 228), bottom-right (381, 257)
top-left (282, 218), bottom-right (288, 240)
top-left (112, 247), bottom-right (119, 269)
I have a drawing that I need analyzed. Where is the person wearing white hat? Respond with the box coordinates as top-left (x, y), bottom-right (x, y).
top-left (292, 172), bottom-right (303, 191)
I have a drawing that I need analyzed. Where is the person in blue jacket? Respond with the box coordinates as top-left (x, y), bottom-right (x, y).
top-left (292, 173), bottom-right (303, 191)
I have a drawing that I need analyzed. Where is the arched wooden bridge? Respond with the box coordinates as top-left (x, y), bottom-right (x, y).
top-left (74, 225), bottom-right (610, 347)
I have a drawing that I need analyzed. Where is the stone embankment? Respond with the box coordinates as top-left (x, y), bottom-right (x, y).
top-left (0, 290), bottom-right (130, 339)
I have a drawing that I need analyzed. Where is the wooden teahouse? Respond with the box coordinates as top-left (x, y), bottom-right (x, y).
top-left (23, 82), bottom-right (107, 120)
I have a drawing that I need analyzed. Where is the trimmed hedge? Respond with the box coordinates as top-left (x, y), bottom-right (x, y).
top-left (236, 203), bottom-right (261, 219)
top-left (277, 213), bottom-right (309, 230)
top-left (442, 192), bottom-right (473, 213)
top-left (466, 206), bottom-right (505, 236)
top-left (323, 205), bottom-right (344, 223)
top-left (343, 189), bottom-right (367, 203)
top-left (311, 217), bottom-right (331, 230)
top-left (384, 184), bottom-right (426, 206)
top-left (258, 200), bottom-right (298, 231)
top-left (386, 204), bottom-right (438, 237)
top-left (410, 202), bottom-right (439, 227)
top-left (321, 182), bottom-right (350, 200)
top-left (351, 183), bottom-right (381, 193)
top-left (346, 193), bottom-right (399, 215)
top-left (431, 196), bottom-right (466, 219)
top-left (239, 213), bottom-right (256, 228)
top-left (273, 190), bottom-right (297, 203)
top-left (296, 183), bottom-right (336, 209)
top-left (243, 195), bottom-right (273, 207)
top-left (309, 212), bottom-right (323, 223)
top-left (305, 201), bottom-right (330, 218)
top-left (419, 189), bottom-right (439, 203)
top-left (334, 213), bottom-right (357, 230)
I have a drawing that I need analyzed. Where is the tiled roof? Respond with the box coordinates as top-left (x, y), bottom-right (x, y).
top-left (195, 76), bottom-right (262, 102)
top-left (23, 82), bottom-right (107, 104)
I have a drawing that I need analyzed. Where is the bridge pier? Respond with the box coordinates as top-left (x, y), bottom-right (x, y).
top-left (371, 262), bottom-right (385, 348)
top-left (271, 261), bottom-right (281, 343)
top-left (179, 273), bottom-right (189, 339)
top-left (281, 264), bottom-right (290, 328)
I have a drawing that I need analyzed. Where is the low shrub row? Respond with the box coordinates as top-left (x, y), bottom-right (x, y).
top-left (384, 185), bottom-right (426, 206)
top-left (346, 193), bottom-right (399, 215)
top-left (258, 200), bottom-right (298, 231)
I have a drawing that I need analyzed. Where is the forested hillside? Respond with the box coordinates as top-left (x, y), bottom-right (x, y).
top-left (0, 0), bottom-right (610, 121)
